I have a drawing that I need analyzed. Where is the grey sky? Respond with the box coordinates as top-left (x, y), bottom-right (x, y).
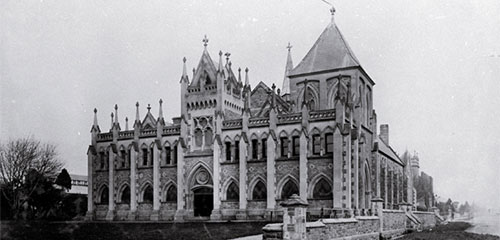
top-left (1, 0), bottom-right (499, 207)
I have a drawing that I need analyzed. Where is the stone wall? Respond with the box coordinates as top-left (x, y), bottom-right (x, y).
top-left (413, 211), bottom-right (436, 229)
top-left (263, 217), bottom-right (380, 240)
top-left (380, 209), bottom-right (406, 238)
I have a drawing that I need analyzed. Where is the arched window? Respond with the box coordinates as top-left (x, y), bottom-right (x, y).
top-left (100, 152), bottom-right (106, 170)
top-left (226, 182), bottom-right (239, 201)
top-left (205, 128), bottom-right (213, 147)
top-left (281, 180), bottom-right (298, 200)
top-left (195, 128), bottom-right (203, 147)
top-left (165, 185), bottom-right (177, 202)
top-left (252, 181), bottom-right (267, 200)
top-left (313, 179), bottom-right (332, 199)
top-left (142, 185), bottom-right (153, 203)
top-left (99, 186), bottom-right (109, 204)
top-left (120, 186), bottom-right (130, 204)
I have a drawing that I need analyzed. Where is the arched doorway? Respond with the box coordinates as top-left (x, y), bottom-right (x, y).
top-left (193, 187), bottom-right (213, 217)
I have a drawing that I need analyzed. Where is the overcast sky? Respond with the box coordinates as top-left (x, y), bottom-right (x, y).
top-left (1, 0), bottom-right (499, 207)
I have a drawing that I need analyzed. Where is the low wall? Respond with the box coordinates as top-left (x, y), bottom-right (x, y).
top-left (413, 211), bottom-right (436, 229)
top-left (263, 216), bottom-right (380, 240)
top-left (380, 210), bottom-right (406, 239)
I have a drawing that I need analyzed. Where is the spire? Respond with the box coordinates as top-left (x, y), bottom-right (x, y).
top-left (238, 68), bottom-right (242, 83)
top-left (93, 108), bottom-right (98, 127)
top-left (182, 57), bottom-right (187, 77)
top-left (125, 117), bottom-right (129, 131)
top-left (110, 112), bottom-right (114, 130)
top-left (218, 50), bottom-right (224, 72)
top-left (282, 42), bottom-right (293, 95)
top-left (244, 67), bottom-right (249, 86)
top-left (158, 99), bottom-right (164, 121)
top-left (114, 104), bottom-right (119, 125)
top-left (135, 102), bottom-right (140, 122)
top-left (288, 5), bottom-right (360, 77)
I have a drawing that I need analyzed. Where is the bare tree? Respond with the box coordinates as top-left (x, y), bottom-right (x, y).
top-left (0, 137), bottom-right (63, 219)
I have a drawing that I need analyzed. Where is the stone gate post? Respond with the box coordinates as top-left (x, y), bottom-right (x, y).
top-left (281, 194), bottom-right (308, 240)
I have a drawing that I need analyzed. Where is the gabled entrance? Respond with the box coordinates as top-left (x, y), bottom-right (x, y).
top-left (193, 187), bottom-right (213, 217)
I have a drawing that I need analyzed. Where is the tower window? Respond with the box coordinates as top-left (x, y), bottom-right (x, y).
top-left (312, 134), bottom-right (321, 155)
top-left (262, 138), bottom-right (267, 159)
top-left (280, 137), bottom-right (288, 158)
top-left (251, 139), bottom-right (258, 160)
top-left (225, 142), bottom-right (232, 161)
top-left (292, 136), bottom-right (300, 156)
top-left (142, 149), bottom-right (148, 166)
top-left (234, 141), bottom-right (240, 162)
top-left (325, 133), bottom-right (333, 154)
top-left (165, 146), bottom-right (172, 165)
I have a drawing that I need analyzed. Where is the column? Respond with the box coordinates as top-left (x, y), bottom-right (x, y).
top-left (266, 135), bottom-right (276, 211)
top-left (299, 133), bottom-right (308, 201)
top-left (105, 147), bottom-right (115, 220)
top-left (151, 144), bottom-right (160, 220)
top-left (210, 139), bottom-right (222, 220)
top-left (236, 139), bottom-right (248, 220)
top-left (353, 139), bottom-right (359, 210)
top-left (128, 148), bottom-right (137, 220)
top-left (345, 135), bottom-right (352, 211)
top-left (85, 149), bottom-right (94, 220)
top-left (174, 142), bottom-right (186, 221)
top-left (332, 129), bottom-right (342, 208)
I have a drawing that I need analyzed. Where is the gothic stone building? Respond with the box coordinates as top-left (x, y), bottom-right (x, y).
top-left (86, 11), bottom-right (410, 221)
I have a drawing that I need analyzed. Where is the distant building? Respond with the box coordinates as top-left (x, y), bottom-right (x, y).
top-left (401, 151), bottom-right (435, 211)
top-left (69, 174), bottom-right (88, 195)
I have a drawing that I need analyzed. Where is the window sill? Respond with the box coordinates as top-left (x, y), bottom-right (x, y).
top-left (221, 161), bottom-right (239, 165)
top-left (137, 166), bottom-right (153, 169)
top-left (160, 165), bottom-right (177, 168)
top-left (276, 157), bottom-right (299, 162)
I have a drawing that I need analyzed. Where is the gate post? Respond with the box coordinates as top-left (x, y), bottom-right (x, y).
top-left (281, 194), bottom-right (308, 240)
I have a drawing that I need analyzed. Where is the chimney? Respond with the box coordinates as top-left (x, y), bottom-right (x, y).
top-left (380, 124), bottom-right (389, 145)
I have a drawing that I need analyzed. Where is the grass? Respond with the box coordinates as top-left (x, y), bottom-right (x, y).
top-left (400, 222), bottom-right (499, 240)
top-left (1, 221), bottom-right (269, 240)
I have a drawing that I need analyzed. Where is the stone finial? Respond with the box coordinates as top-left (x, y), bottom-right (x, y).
top-left (114, 104), bottom-right (118, 124)
top-left (93, 108), bottom-right (98, 126)
top-left (271, 83), bottom-right (276, 92)
top-left (135, 102), bottom-right (140, 121)
top-left (244, 67), bottom-right (249, 86)
top-left (158, 99), bottom-right (164, 119)
top-left (125, 117), bottom-right (129, 131)
top-left (147, 104), bottom-right (151, 112)
top-left (218, 51), bottom-right (224, 72)
top-left (202, 35), bottom-right (209, 48)
top-left (330, 6), bottom-right (336, 22)
top-left (224, 52), bottom-right (231, 64)
top-left (182, 57), bottom-right (187, 78)
top-left (238, 68), bottom-right (242, 82)
top-left (110, 112), bottom-right (114, 129)
top-left (286, 42), bottom-right (293, 51)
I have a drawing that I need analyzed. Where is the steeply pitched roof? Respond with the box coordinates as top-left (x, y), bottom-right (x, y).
top-left (377, 135), bottom-right (404, 166)
top-left (190, 49), bottom-right (218, 86)
top-left (289, 20), bottom-right (360, 77)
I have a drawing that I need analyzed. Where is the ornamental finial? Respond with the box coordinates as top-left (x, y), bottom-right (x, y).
top-left (202, 35), bottom-right (209, 48)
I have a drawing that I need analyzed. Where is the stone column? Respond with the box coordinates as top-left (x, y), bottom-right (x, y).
top-left (128, 147), bottom-right (137, 220)
top-left (371, 197), bottom-right (384, 234)
top-left (332, 129), bottom-right (343, 208)
top-left (236, 139), bottom-right (248, 220)
top-left (174, 142), bottom-right (186, 221)
top-left (210, 139), bottom-right (222, 220)
top-left (345, 134), bottom-right (352, 212)
top-left (151, 143), bottom-right (160, 221)
top-left (105, 147), bottom-right (115, 221)
top-left (298, 133), bottom-right (308, 201)
top-left (85, 148), bottom-right (95, 220)
top-left (353, 139), bottom-right (359, 210)
top-left (266, 135), bottom-right (277, 218)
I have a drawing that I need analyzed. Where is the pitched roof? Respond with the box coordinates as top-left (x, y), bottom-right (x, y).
top-left (377, 135), bottom-right (404, 166)
top-left (289, 20), bottom-right (360, 77)
top-left (190, 49), bottom-right (218, 86)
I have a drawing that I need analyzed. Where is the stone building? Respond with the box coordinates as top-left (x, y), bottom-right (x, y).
top-left (401, 151), bottom-right (435, 211)
top-left (86, 9), bottom-right (408, 221)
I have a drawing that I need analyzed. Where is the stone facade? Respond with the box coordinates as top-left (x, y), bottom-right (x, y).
top-left (85, 9), bottom-right (414, 222)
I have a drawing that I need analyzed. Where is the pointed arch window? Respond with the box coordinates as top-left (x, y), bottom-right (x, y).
top-left (252, 181), bottom-right (267, 200)
top-left (313, 179), bottom-right (332, 199)
top-left (226, 182), bottom-right (239, 201)
top-left (120, 149), bottom-right (127, 168)
top-left (205, 128), bottom-right (213, 147)
top-left (262, 138), bottom-right (267, 159)
top-left (281, 180), bottom-right (298, 200)
top-left (99, 186), bottom-right (109, 204)
top-left (195, 128), bottom-right (203, 147)
top-left (142, 185), bottom-right (153, 203)
top-left (120, 186), bottom-right (130, 204)
top-left (165, 185), bottom-right (177, 202)
top-left (99, 152), bottom-right (106, 170)
top-left (312, 134), bottom-right (321, 155)
top-left (325, 133), bottom-right (334, 154)
top-left (251, 139), bottom-right (258, 159)
top-left (165, 146), bottom-right (172, 165)
top-left (142, 148), bottom-right (148, 166)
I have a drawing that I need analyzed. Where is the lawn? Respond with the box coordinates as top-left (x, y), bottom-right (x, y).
top-left (1, 221), bottom-right (269, 240)
top-left (400, 222), bottom-right (499, 240)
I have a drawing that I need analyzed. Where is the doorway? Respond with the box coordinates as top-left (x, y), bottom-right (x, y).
top-left (193, 187), bottom-right (213, 217)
